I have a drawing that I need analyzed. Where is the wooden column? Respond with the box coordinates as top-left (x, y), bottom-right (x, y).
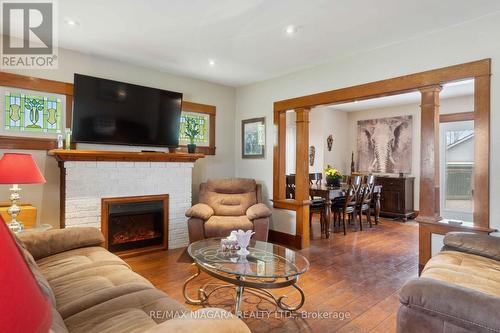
top-left (473, 75), bottom-right (490, 228)
top-left (418, 85), bottom-right (442, 221)
top-left (273, 111), bottom-right (287, 201)
top-left (295, 107), bottom-right (310, 248)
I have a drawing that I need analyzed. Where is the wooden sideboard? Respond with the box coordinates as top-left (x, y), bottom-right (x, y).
top-left (375, 176), bottom-right (415, 220)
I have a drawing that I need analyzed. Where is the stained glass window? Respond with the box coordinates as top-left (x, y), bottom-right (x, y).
top-left (4, 92), bottom-right (62, 133)
top-left (179, 112), bottom-right (209, 146)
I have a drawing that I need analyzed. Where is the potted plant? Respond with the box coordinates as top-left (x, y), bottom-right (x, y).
top-left (324, 165), bottom-right (342, 187)
top-left (184, 117), bottom-right (200, 153)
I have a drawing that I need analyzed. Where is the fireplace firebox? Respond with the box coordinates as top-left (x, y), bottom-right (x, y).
top-left (101, 195), bottom-right (168, 257)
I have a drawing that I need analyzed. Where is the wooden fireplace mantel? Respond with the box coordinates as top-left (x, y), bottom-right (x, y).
top-left (48, 149), bottom-right (205, 162)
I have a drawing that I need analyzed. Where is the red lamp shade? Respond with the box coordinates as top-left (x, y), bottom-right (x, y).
top-left (0, 153), bottom-right (46, 184)
top-left (0, 216), bottom-right (52, 332)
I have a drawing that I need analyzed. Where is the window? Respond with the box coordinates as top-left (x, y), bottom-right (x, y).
top-left (440, 120), bottom-right (474, 222)
top-left (5, 92), bottom-right (62, 134)
top-left (179, 112), bottom-right (210, 146)
top-left (178, 101), bottom-right (216, 155)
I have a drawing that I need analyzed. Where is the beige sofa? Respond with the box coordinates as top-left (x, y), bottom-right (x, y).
top-left (16, 227), bottom-right (250, 333)
top-left (186, 178), bottom-right (271, 243)
top-left (397, 232), bottom-right (500, 333)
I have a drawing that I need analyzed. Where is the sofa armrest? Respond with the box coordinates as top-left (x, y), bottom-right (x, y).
top-left (443, 232), bottom-right (500, 261)
top-left (17, 227), bottom-right (104, 260)
top-left (400, 278), bottom-right (500, 332)
top-left (143, 308), bottom-right (250, 333)
top-left (246, 203), bottom-right (272, 220)
top-left (185, 203), bottom-right (214, 220)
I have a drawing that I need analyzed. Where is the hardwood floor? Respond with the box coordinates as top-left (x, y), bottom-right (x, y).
top-left (125, 218), bottom-right (418, 333)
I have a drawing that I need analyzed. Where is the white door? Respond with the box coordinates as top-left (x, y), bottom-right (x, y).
top-left (439, 120), bottom-right (474, 222)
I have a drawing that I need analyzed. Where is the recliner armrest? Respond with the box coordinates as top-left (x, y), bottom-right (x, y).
top-left (143, 308), bottom-right (251, 333)
top-left (443, 232), bottom-right (500, 261)
top-left (400, 278), bottom-right (500, 332)
top-left (17, 227), bottom-right (104, 260)
top-left (185, 203), bottom-right (214, 220)
top-left (246, 203), bottom-right (272, 220)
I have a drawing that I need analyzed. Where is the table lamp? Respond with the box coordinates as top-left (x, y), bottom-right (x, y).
top-left (0, 153), bottom-right (46, 232)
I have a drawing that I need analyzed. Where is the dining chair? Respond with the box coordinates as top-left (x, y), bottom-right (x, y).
top-left (332, 175), bottom-right (362, 234)
top-left (286, 174), bottom-right (296, 200)
top-left (309, 173), bottom-right (326, 236)
top-left (332, 184), bottom-right (357, 235)
top-left (357, 174), bottom-right (375, 230)
top-left (287, 174), bottom-right (326, 237)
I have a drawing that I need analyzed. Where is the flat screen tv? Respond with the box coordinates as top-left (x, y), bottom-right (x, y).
top-left (72, 74), bottom-right (183, 147)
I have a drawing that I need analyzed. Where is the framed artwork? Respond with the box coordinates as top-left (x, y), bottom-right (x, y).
top-left (241, 117), bottom-right (265, 159)
top-left (357, 115), bottom-right (413, 174)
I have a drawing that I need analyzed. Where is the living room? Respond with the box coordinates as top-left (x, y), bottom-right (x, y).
top-left (1, 1), bottom-right (499, 333)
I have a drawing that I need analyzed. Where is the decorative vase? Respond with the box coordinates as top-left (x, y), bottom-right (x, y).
top-left (326, 176), bottom-right (340, 187)
top-left (187, 144), bottom-right (196, 154)
top-left (234, 230), bottom-right (255, 256)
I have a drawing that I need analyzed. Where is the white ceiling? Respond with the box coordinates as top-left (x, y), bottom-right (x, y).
top-left (49, 1), bottom-right (500, 86)
top-left (327, 79), bottom-right (474, 112)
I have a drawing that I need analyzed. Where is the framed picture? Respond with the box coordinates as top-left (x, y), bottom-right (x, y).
top-left (241, 117), bottom-right (265, 159)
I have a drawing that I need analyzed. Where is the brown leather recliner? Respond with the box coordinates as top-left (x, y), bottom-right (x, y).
top-left (186, 178), bottom-right (271, 243)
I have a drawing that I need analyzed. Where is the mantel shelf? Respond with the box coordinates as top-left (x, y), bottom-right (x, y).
top-left (48, 149), bottom-right (205, 163)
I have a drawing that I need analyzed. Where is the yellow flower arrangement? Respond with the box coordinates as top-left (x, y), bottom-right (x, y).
top-left (324, 165), bottom-right (342, 179)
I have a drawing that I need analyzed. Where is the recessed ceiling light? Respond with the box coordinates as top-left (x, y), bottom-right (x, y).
top-left (64, 18), bottom-right (80, 26)
top-left (285, 25), bottom-right (298, 35)
top-left (208, 59), bottom-right (216, 66)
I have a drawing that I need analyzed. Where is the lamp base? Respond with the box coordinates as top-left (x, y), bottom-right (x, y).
top-left (8, 220), bottom-right (24, 233)
top-left (7, 184), bottom-right (24, 233)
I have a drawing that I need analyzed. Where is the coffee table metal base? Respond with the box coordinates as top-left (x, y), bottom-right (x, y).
top-left (183, 263), bottom-right (305, 315)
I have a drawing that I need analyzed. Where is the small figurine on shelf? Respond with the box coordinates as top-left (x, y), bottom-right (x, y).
top-left (57, 134), bottom-right (63, 149)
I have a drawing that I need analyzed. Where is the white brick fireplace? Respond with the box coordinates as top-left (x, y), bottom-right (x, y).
top-left (61, 160), bottom-right (194, 249)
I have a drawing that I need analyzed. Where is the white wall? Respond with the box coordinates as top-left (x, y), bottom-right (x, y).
top-left (234, 12), bottom-right (500, 236)
top-left (308, 110), bottom-right (325, 174)
top-left (0, 47), bottom-right (236, 228)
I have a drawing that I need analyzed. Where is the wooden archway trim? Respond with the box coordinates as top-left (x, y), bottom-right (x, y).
top-left (273, 59), bottom-right (491, 249)
top-left (274, 59), bottom-right (490, 112)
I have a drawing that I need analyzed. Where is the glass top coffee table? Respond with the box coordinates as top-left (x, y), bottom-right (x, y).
top-left (183, 238), bottom-right (310, 315)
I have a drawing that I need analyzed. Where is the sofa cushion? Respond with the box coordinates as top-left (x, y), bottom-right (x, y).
top-left (204, 215), bottom-right (254, 238)
top-left (36, 246), bottom-right (129, 281)
top-left (422, 250), bottom-right (500, 297)
top-left (13, 232), bottom-right (57, 306)
top-left (51, 307), bottom-right (69, 333)
top-left (49, 265), bottom-right (155, 319)
top-left (63, 289), bottom-right (188, 333)
top-left (18, 227), bottom-right (104, 260)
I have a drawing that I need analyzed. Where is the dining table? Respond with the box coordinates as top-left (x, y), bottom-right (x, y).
top-left (309, 183), bottom-right (382, 238)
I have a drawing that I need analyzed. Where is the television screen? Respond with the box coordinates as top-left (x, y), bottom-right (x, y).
top-left (72, 74), bottom-right (183, 147)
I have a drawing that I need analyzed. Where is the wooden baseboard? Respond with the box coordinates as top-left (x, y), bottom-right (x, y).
top-left (268, 229), bottom-right (302, 249)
